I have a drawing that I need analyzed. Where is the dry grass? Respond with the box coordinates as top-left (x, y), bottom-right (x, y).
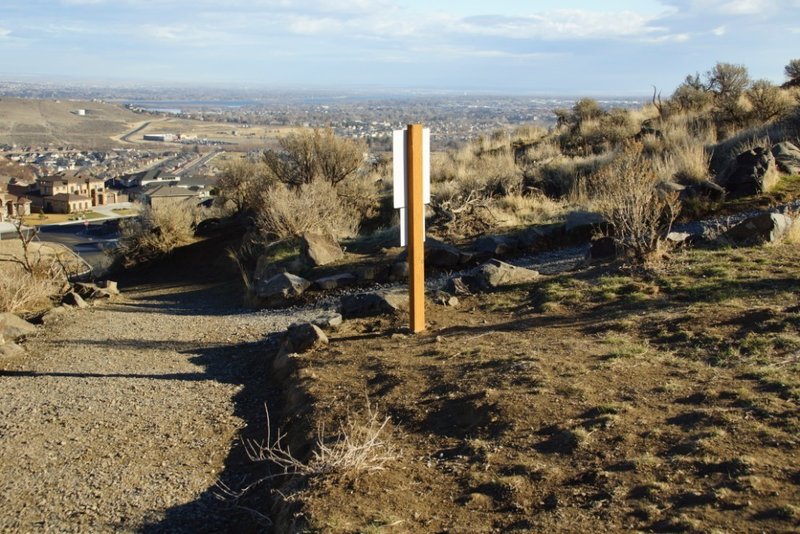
top-left (591, 142), bottom-right (680, 261)
top-left (117, 204), bottom-right (197, 267)
top-left (0, 263), bottom-right (64, 315)
top-left (245, 403), bottom-right (398, 477)
top-left (256, 179), bottom-right (360, 241)
top-left (492, 193), bottom-right (567, 227)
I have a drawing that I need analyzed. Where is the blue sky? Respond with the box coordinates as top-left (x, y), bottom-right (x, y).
top-left (1, 0), bottom-right (799, 94)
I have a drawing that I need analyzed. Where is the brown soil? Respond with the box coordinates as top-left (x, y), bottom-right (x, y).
top-left (269, 243), bottom-right (800, 533)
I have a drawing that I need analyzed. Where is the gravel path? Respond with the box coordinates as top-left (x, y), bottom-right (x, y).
top-left (0, 282), bottom-right (321, 533)
top-left (0, 246), bottom-right (588, 533)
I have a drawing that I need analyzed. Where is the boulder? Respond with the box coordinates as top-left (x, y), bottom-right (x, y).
top-left (340, 290), bottom-right (408, 319)
top-left (585, 237), bottom-right (616, 263)
top-left (357, 264), bottom-right (389, 282)
top-left (255, 272), bottom-right (311, 305)
top-left (300, 232), bottom-right (344, 267)
top-left (518, 223), bottom-right (566, 251)
top-left (0, 342), bottom-right (24, 359)
top-left (72, 282), bottom-right (114, 300)
top-left (772, 142), bottom-right (800, 175)
top-left (716, 147), bottom-right (779, 198)
top-left (397, 238), bottom-right (463, 269)
top-left (62, 291), bottom-right (88, 309)
top-left (0, 312), bottom-right (37, 341)
top-left (721, 213), bottom-right (794, 245)
top-left (453, 259), bottom-right (539, 293)
top-left (313, 273), bottom-right (357, 291)
top-left (473, 235), bottom-right (519, 257)
top-left (284, 322), bottom-right (329, 353)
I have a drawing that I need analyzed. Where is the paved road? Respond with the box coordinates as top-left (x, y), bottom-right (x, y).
top-left (120, 121), bottom-right (152, 143)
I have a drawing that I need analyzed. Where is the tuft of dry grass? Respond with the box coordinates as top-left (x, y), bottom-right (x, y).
top-left (245, 403), bottom-right (398, 477)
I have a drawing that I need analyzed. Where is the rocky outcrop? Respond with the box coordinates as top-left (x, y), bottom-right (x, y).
top-left (397, 238), bottom-right (463, 269)
top-left (772, 142), bottom-right (800, 175)
top-left (720, 212), bottom-right (794, 245)
top-left (255, 272), bottom-right (312, 306)
top-left (716, 147), bottom-right (779, 198)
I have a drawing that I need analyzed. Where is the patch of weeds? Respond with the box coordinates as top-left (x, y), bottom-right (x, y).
top-left (530, 276), bottom-right (592, 312)
top-left (534, 426), bottom-right (590, 455)
top-left (602, 335), bottom-right (649, 360)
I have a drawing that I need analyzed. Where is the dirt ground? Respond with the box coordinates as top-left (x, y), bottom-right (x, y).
top-left (271, 242), bottom-right (800, 533)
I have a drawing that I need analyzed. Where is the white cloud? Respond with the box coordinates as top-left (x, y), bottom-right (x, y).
top-left (712, 25), bottom-right (726, 35)
top-left (0, 28), bottom-right (11, 38)
top-left (721, 0), bottom-right (771, 14)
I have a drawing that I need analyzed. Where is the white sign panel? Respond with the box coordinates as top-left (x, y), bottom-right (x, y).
top-left (393, 128), bottom-right (431, 246)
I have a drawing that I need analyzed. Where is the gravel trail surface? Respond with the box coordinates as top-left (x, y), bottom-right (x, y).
top-left (0, 281), bottom-right (313, 533)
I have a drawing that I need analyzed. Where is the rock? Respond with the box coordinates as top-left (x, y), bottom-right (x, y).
top-left (97, 280), bottom-right (120, 295)
top-left (255, 272), bottom-right (311, 305)
top-left (284, 323), bottom-right (329, 353)
top-left (585, 237), bottom-right (616, 263)
top-left (62, 291), bottom-right (88, 309)
top-left (307, 311), bottom-right (343, 330)
top-left (666, 231), bottom-right (693, 246)
top-left (41, 306), bottom-right (68, 324)
top-left (455, 259), bottom-right (539, 292)
top-left (721, 212), bottom-right (794, 244)
top-left (772, 141), bottom-right (800, 175)
top-left (397, 238), bottom-right (463, 268)
top-left (680, 180), bottom-right (726, 202)
top-left (716, 147), bottom-right (779, 198)
top-left (434, 292), bottom-right (459, 307)
top-left (565, 211), bottom-right (608, 242)
top-left (0, 342), bottom-right (24, 359)
top-left (340, 290), bottom-right (408, 319)
top-left (73, 282), bottom-right (98, 299)
top-left (473, 235), bottom-right (519, 257)
top-left (300, 232), bottom-right (344, 267)
top-left (0, 312), bottom-right (37, 341)
top-left (313, 273), bottom-right (357, 291)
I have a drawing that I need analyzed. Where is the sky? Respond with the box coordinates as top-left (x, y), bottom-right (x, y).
top-left (0, 0), bottom-right (799, 95)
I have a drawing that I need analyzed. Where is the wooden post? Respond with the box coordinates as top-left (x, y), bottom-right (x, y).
top-left (406, 124), bottom-right (425, 333)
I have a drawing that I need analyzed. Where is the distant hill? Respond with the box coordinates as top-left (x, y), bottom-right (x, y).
top-left (0, 98), bottom-right (141, 149)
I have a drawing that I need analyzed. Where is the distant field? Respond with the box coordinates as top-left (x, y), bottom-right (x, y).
top-left (0, 98), bottom-right (293, 151)
top-left (0, 98), bottom-right (141, 149)
top-left (127, 117), bottom-right (297, 150)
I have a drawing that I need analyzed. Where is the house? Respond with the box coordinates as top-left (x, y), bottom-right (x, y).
top-left (141, 184), bottom-right (203, 209)
top-left (35, 170), bottom-right (117, 213)
top-left (0, 186), bottom-right (32, 221)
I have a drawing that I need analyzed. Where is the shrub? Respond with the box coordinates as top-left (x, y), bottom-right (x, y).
top-left (263, 128), bottom-right (365, 187)
top-left (255, 179), bottom-right (359, 241)
top-left (591, 142), bottom-right (680, 262)
top-left (215, 158), bottom-right (273, 213)
top-left (784, 58), bottom-right (800, 88)
top-left (747, 79), bottom-right (792, 122)
top-left (116, 204), bottom-right (196, 267)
